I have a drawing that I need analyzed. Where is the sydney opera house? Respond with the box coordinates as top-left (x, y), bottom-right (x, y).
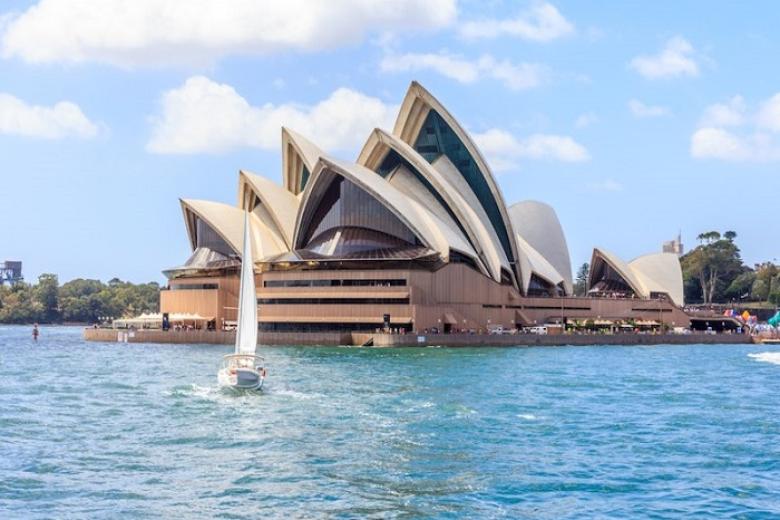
top-left (160, 82), bottom-right (689, 335)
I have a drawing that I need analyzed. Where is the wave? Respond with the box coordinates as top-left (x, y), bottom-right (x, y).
top-left (748, 352), bottom-right (780, 366)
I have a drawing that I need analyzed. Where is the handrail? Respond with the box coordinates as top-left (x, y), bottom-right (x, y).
top-left (223, 353), bottom-right (264, 361)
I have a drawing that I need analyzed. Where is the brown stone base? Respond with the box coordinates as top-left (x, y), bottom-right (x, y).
top-left (83, 328), bottom-right (754, 347)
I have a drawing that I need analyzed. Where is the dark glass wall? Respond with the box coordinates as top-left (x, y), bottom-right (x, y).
top-left (301, 175), bottom-right (418, 247)
top-left (413, 109), bottom-right (514, 265)
top-left (195, 217), bottom-right (235, 257)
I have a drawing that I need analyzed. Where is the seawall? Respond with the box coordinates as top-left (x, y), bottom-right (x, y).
top-left (83, 328), bottom-right (754, 347)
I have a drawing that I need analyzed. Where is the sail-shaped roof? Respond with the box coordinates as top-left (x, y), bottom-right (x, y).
top-left (514, 234), bottom-right (565, 291)
top-left (588, 248), bottom-right (684, 306)
top-left (392, 81), bottom-right (521, 287)
top-left (238, 170), bottom-right (299, 248)
top-left (295, 156), bottom-right (481, 262)
top-left (282, 127), bottom-right (324, 195)
top-left (358, 128), bottom-right (504, 281)
top-left (181, 199), bottom-right (286, 261)
top-left (509, 201), bottom-right (573, 295)
top-left (629, 253), bottom-right (685, 307)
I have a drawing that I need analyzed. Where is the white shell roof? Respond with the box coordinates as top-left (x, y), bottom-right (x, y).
top-left (589, 248), bottom-right (684, 306)
top-left (357, 127), bottom-right (505, 281)
top-left (295, 156), bottom-right (480, 262)
top-left (515, 234), bottom-right (565, 289)
top-left (282, 127), bottom-right (324, 195)
top-left (180, 199), bottom-right (287, 262)
top-left (509, 201), bottom-right (573, 295)
top-left (393, 81), bottom-right (520, 286)
top-left (629, 252), bottom-right (685, 308)
top-left (431, 154), bottom-right (512, 274)
top-left (238, 170), bottom-right (299, 248)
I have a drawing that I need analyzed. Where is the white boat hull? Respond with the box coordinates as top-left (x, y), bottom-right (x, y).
top-left (218, 367), bottom-right (264, 391)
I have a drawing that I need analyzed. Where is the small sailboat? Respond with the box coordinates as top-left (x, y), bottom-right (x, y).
top-left (218, 211), bottom-right (266, 391)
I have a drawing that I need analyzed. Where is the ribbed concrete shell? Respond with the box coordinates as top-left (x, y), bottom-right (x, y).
top-left (181, 199), bottom-right (287, 262)
top-left (294, 156), bottom-right (480, 262)
top-left (629, 253), bottom-right (685, 308)
top-left (357, 128), bottom-right (504, 281)
top-left (514, 234), bottom-right (565, 290)
top-left (588, 248), bottom-right (684, 307)
top-left (238, 170), bottom-right (299, 248)
top-left (282, 127), bottom-right (324, 195)
top-left (392, 81), bottom-right (521, 289)
top-left (509, 201), bottom-right (573, 295)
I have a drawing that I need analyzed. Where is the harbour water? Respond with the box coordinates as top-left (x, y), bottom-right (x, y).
top-left (2, 325), bottom-right (779, 518)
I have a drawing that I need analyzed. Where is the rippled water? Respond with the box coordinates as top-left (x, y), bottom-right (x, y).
top-left (2, 326), bottom-right (780, 518)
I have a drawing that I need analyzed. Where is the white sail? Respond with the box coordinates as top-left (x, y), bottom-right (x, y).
top-left (234, 211), bottom-right (258, 355)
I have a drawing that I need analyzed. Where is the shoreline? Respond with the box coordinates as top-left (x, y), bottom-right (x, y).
top-left (83, 327), bottom-right (755, 347)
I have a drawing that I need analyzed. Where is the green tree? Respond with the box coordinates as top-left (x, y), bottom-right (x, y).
top-left (769, 275), bottom-right (780, 305)
top-left (751, 263), bottom-right (779, 302)
top-left (573, 262), bottom-right (589, 296)
top-left (681, 232), bottom-right (744, 304)
top-left (34, 273), bottom-right (60, 323)
top-left (724, 271), bottom-right (756, 301)
top-left (0, 276), bottom-right (161, 324)
top-left (697, 231), bottom-right (722, 245)
top-left (0, 283), bottom-right (42, 323)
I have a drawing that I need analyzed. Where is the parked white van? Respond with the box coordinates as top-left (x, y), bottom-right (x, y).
top-left (526, 326), bottom-right (548, 335)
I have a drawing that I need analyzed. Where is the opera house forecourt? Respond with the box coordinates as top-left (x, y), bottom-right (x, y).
top-left (159, 81), bottom-right (691, 343)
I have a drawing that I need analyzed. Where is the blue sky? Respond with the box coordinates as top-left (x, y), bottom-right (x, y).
top-left (1, 0), bottom-right (779, 284)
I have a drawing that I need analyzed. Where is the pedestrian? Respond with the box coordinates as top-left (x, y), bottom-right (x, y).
top-left (32, 323), bottom-right (39, 341)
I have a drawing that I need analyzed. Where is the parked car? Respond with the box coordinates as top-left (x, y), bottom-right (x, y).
top-left (487, 325), bottom-right (504, 335)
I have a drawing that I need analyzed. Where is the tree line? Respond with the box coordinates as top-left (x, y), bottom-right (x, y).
top-left (0, 275), bottom-right (160, 324)
top-left (571, 231), bottom-right (778, 305)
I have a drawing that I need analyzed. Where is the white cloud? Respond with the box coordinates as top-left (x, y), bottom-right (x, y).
top-left (380, 52), bottom-right (545, 90)
top-left (459, 2), bottom-right (573, 42)
top-left (699, 96), bottom-right (745, 127)
top-left (690, 128), bottom-right (750, 160)
top-left (1, 0), bottom-right (456, 67)
top-left (628, 99), bottom-right (671, 118)
top-left (147, 76), bottom-right (396, 154)
top-left (473, 128), bottom-right (589, 172)
top-left (691, 93), bottom-right (780, 161)
top-left (0, 92), bottom-right (98, 139)
top-left (630, 36), bottom-right (699, 79)
top-left (575, 112), bottom-right (598, 128)
top-left (757, 93), bottom-right (780, 132)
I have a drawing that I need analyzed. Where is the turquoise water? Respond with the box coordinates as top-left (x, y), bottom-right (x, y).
top-left (2, 326), bottom-right (780, 518)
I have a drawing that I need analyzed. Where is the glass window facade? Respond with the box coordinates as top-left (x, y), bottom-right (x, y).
top-left (171, 283), bottom-right (219, 290)
top-left (378, 149), bottom-right (472, 250)
top-left (305, 227), bottom-right (417, 258)
top-left (264, 279), bottom-right (406, 288)
top-left (413, 109), bottom-right (514, 265)
top-left (259, 321), bottom-right (411, 333)
top-left (527, 274), bottom-right (558, 297)
top-left (588, 260), bottom-right (636, 297)
top-left (301, 175), bottom-right (419, 249)
top-left (300, 165), bottom-right (310, 192)
top-left (258, 297), bottom-right (409, 305)
top-left (195, 217), bottom-right (235, 257)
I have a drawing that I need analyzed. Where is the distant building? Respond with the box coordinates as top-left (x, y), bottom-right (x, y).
top-left (0, 260), bottom-right (23, 285)
top-left (662, 233), bottom-right (684, 256)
